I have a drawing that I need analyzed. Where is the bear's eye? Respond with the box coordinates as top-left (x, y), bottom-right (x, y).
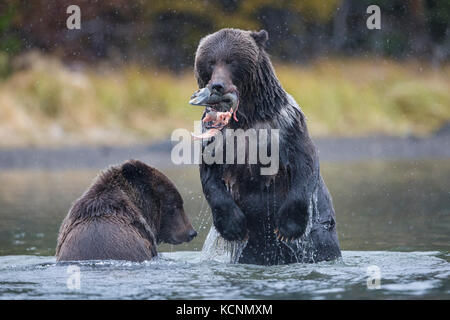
top-left (225, 59), bottom-right (233, 65)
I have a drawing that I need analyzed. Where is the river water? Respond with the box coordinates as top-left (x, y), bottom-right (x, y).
top-left (0, 159), bottom-right (449, 299)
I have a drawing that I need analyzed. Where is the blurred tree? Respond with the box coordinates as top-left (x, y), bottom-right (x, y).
top-left (0, 0), bottom-right (448, 69)
top-left (0, 1), bottom-right (21, 55)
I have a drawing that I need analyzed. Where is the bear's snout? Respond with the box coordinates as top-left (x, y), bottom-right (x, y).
top-left (180, 226), bottom-right (197, 243)
top-left (208, 63), bottom-right (234, 94)
top-left (168, 226), bottom-right (197, 244)
top-left (187, 229), bottom-right (198, 241)
top-left (210, 82), bottom-right (225, 94)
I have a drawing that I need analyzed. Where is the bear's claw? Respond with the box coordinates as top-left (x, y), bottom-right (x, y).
top-left (274, 228), bottom-right (294, 243)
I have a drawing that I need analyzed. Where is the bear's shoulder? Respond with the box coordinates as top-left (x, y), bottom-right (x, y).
top-left (69, 168), bottom-right (139, 221)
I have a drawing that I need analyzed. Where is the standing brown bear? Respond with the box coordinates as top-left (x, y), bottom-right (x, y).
top-left (194, 28), bottom-right (341, 265)
top-left (56, 160), bottom-right (197, 262)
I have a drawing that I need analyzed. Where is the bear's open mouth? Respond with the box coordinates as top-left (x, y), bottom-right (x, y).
top-left (189, 87), bottom-right (239, 139)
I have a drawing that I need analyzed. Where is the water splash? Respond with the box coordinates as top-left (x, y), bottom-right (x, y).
top-left (0, 251), bottom-right (447, 299)
top-left (278, 184), bottom-right (319, 263)
top-left (200, 225), bottom-right (248, 264)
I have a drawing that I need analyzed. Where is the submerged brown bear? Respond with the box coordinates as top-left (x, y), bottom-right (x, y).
top-left (56, 160), bottom-right (197, 262)
top-left (192, 28), bottom-right (342, 265)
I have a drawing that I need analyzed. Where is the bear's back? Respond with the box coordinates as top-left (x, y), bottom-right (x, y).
top-left (56, 216), bottom-right (154, 262)
top-left (56, 168), bottom-right (157, 262)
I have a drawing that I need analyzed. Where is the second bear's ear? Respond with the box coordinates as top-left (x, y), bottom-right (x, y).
top-left (251, 30), bottom-right (268, 48)
top-left (122, 160), bottom-right (144, 185)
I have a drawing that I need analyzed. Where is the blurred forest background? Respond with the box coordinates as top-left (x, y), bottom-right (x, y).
top-left (0, 0), bottom-right (449, 147)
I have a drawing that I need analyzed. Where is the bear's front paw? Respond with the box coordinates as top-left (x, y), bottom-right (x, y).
top-left (275, 200), bottom-right (309, 242)
top-left (212, 202), bottom-right (248, 241)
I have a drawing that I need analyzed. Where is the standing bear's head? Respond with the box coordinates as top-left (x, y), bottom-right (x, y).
top-left (194, 28), bottom-right (288, 125)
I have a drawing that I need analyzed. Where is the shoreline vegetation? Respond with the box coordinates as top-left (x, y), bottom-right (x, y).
top-left (0, 52), bottom-right (449, 148)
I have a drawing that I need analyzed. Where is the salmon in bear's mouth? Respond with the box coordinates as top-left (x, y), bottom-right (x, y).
top-left (189, 87), bottom-right (239, 139)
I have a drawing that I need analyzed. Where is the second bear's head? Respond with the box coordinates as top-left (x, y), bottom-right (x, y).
top-left (121, 160), bottom-right (197, 245)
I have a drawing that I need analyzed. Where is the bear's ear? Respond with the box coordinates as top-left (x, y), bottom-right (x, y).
top-left (250, 29), bottom-right (269, 48)
top-left (122, 160), bottom-right (145, 185)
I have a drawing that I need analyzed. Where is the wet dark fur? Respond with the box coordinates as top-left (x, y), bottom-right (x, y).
top-left (195, 29), bottom-right (341, 265)
top-left (56, 160), bottom-right (195, 262)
